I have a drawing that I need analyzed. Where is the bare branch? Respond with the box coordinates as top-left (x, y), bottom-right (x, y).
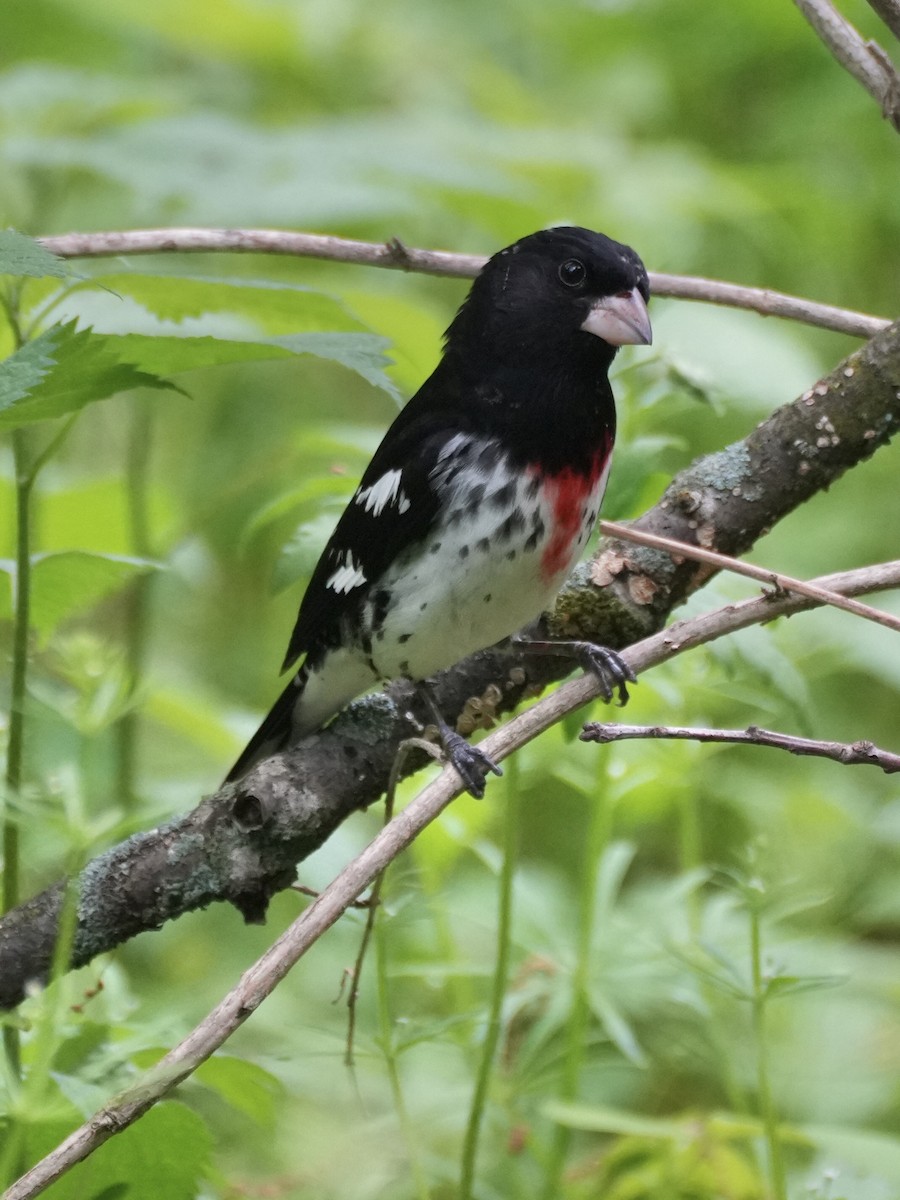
top-left (793, 0), bottom-right (900, 130)
top-left (867, 0), bottom-right (900, 42)
top-left (647, 271), bottom-right (888, 338)
top-left (36, 228), bottom-right (890, 339)
top-left (5, 557), bottom-right (900, 1200)
top-left (580, 721), bottom-right (900, 773)
top-left (600, 520), bottom-right (900, 634)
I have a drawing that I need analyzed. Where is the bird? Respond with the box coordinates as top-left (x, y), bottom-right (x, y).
top-left (226, 226), bottom-right (651, 797)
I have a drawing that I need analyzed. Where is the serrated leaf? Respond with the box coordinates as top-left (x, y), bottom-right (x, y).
top-left (0, 229), bottom-right (72, 280)
top-left (90, 273), bottom-right (367, 333)
top-left (274, 332), bottom-right (401, 401)
top-left (100, 329), bottom-right (399, 396)
top-left (0, 321), bottom-right (175, 430)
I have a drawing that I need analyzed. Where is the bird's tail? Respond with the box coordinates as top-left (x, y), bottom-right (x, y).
top-left (223, 667), bottom-right (308, 784)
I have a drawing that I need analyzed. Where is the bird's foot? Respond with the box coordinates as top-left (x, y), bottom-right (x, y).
top-left (513, 637), bottom-right (636, 705)
top-left (439, 728), bottom-right (502, 800)
top-left (415, 679), bottom-right (503, 798)
top-left (570, 641), bottom-right (635, 705)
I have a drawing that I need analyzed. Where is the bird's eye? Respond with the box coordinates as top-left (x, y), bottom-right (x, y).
top-left (558, 259), bottom-right (587, 288)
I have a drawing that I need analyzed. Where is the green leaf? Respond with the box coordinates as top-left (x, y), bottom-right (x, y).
top-left (52, 275), bottom-right (400, 395)
top-left (764, 973), bottom-right (847, 1000)
top-left (192, 1055), bottom-right (284, 1126)
top-left (27, 551), bottom-right (161, 640)
top-left (545, 1101), bottom-right (687, 1138)
top-left (0, 229), bottom-right (72, 280)
top-left (589, 991), bottom-right (649, 1068)
top-left (272, 511), bottom-right (344, 593)
top-left (273, 332), bottom-right (401, 401)
top-left (0, 321), bottom-right (175, 430)
top-left (36, 1101), bottom-right (212, 1200)
top-left (98, 329), bottom-right (400, 397)
top-left (90, 273), bottom-right (367, 333)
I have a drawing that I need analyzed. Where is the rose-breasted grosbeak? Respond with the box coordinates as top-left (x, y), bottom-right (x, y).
top-left (227, 226), bottom-right (651, 796)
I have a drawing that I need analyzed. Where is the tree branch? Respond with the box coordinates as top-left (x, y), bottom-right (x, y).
top-left (36, 228), bottom-right (890, 339)
top-left (867, 0), bottom-right (900, 43)
top-left (1, 319), bottom-right (898, 1013)
top-left (599, 519), bottom-right (900, 634)
top-left (793, 0), bottom-right (900, 130)
top-left (580, 721), bottom-right (900, 773)
top-left (5, 559), bottom-right (900, 1200)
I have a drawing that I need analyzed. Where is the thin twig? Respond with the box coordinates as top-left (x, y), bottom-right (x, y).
top-left (5, 558), bottom-right (900, 1200)
top-left (647, 271), bottom-right (887, 338)
top-left (580, 722), bottom-right (900, 774)
top-left (867, 0), bottom-right (900, 42)
top-left (36, 228), bottom-right (890, 339)
top-left (793, 0), bottom-right (900, 130)
top-left (600, 520), bottom-right (900, 634)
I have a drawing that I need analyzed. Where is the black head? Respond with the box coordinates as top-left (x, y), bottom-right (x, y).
top-left (445, 226), bottom-right (651, 369)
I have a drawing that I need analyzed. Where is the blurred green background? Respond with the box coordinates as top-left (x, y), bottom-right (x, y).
top-left (2, 0), bottom-right (900, 1197)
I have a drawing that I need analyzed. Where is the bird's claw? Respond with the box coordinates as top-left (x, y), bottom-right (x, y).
top-left (572, 641), bottom-right (636, 706)
top-left (440, 729), bottom-right (502, 799)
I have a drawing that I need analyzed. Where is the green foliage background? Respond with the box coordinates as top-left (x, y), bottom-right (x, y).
top-left (1, 0), bottom-right (900, 1197)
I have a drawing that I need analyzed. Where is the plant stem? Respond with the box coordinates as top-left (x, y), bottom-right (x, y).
top-left (117, 399), bottom-right (154, 806)
top-left (540, 761), bottom-right (613, 1199)
top-left (749, 902), bottom-right (787, 1200)
top-left (374, 888), bottom-right (430, 1200)
top-left (2, 429), bottom-right (35, 1081)
top-left (678, 785), bottom-right (746, 1114)
top-left (459, 756), bottom-right (519, 1200)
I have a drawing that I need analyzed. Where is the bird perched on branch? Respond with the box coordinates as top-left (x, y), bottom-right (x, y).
top-left (227, 226), bottom-right (651, 796)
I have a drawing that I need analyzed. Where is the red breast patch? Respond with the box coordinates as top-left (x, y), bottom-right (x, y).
top-left (536, 441), bottom-right (611, 582)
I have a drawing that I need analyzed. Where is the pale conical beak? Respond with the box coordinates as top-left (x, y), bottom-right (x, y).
top-left (581, 286), bottom-right (652, 347)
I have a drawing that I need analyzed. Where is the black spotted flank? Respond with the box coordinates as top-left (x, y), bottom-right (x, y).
top-left (483, 593), bottom-right (492, 603)
top-left (475, 441), bottom-right (501, 471)
top-left (371, 588), bottom-right (391, 626)
top-left (398, 633), bottom-right (412, 644)
top-left (476, 537), bottom-right (491, 553)
top-left (491, 480), bottom-right (516, 509)
top-left (463, 484), bottom-right (486, 512)
top-left (459, 545), bottom-right (470, 559)
top-left (430, 541), bottom-right (442, 554)
top-left (525, 476), bottom-right (541, 499)
top-left (499, 509), bottom-right (526, 539)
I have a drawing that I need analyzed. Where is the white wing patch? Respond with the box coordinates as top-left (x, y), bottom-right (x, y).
top-left (355, 468), bottom-right (411, 517)
top-left (326, 550), bottom-right (367, 593)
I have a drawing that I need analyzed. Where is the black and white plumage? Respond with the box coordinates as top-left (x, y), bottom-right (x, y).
top-left (226, 227), bottom-right (651, 795)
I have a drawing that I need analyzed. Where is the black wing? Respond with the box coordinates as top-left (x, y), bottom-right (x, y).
top-left (281, 366), bottom-right (468, 671)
